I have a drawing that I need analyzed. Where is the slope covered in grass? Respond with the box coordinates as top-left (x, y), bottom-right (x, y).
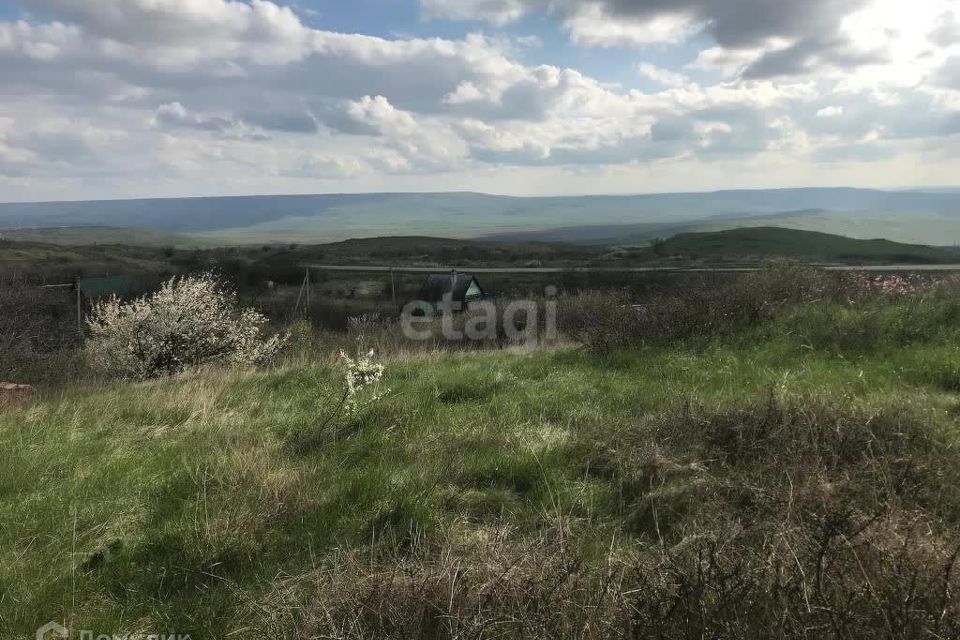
top-left (0, 226), bottom-right (199, 248)
top-left (661, 226), bottom-right (954, 262)
top-left (4, 289), bottom-right (960, 638)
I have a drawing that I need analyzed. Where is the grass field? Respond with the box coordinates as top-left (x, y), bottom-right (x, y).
top-left (4, 278), bottom-right (960, 638)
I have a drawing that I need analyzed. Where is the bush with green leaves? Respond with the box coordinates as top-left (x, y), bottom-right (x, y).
top-left (86, 273), bottom-right (287, 379)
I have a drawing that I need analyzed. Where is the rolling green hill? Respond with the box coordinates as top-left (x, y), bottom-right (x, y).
top-left (0, 239), bottom-right (185, 282)
top-left (660, 226), bottom-right (957, 262)
top-left (675, 211), bottom-right (960, 249)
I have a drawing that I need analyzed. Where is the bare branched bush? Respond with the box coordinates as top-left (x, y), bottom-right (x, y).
top-left (562, 263), bottom-right (885, 353)
top-left (0, 277), bottom-right (89, 385)
top-left (606, 395), bottom-right (960, 638)
top-left (0, 277), bottom-right (77, 356)
top-left (558, 290), bottom-right (641, 353)
top-left (85, 273), bottom-right (287, 379)
top-left (348, 312), bottom-right (386, 332)
top-left (269, 521), bottom-right (960, 639)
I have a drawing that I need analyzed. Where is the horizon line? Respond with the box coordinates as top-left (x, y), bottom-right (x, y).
top-left (1, 185), bottom-right (958, 206)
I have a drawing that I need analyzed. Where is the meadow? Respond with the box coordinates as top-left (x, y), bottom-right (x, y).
top-left (3, 265), bottom-right (960, 638)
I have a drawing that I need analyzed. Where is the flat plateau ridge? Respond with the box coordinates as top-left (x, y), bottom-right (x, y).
top-left (1, 188), bottom-right (959, 246)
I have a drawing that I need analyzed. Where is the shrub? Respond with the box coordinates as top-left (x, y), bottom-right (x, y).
top-left (347, 312), bottom-right (386, 332)
top-left (0, 277), bottom-right (78, 355)
top-left (558, 290), bottom-right (641, 353)
top-left (0, 277), bottom-right (89, 385)
top-left (562, 263), bottom-right (876, 353)
top-left (85, 273), bottom-right (287, 379)
top-left (774, 290), bottom-right (960, 354)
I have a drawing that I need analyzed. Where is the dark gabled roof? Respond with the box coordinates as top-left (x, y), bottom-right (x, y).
top-left (419, 273), bottom-right (484, 303)
top-left (77, 275), bottom-right (138, 298)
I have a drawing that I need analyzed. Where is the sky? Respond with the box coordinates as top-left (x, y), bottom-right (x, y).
top-left (0, 0), bottom-right (957, 201)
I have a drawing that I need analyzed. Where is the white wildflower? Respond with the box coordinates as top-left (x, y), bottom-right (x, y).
top-left (339, 347), bottom-right (389, 416)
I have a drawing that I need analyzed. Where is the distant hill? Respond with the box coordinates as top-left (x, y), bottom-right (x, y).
top-left (0, 188), bottom-right (957, 246)
top-left (660, 227), bottom-right (956, 263)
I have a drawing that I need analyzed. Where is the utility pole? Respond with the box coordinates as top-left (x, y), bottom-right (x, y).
top-left (76, 281), bottom-right (83, 345)
top-left (390, 267), bottom-right (397, 308)
top-left (293, 268), bottom-right (308, 320)
top-left (305, 267), bottom-right (311, 315)
top-left (448, 269), bottom-right (459, 315)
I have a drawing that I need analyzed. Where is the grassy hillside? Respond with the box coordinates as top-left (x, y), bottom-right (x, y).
top-left (0, 239), bottom-right (182, 283)
top-left (680, 210), bottom-right (960, 248)
top-left (4, 277), bottom-right (960, 638)
top-left (0, 226), bottom-right (199, 248)
top-left (0, 235), bottom-right (605, 288)
top-left (660, 226), bottom-right (955, 262)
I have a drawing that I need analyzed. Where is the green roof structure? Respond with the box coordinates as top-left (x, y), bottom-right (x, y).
top-left (77, 275), bottom-right (138, 298)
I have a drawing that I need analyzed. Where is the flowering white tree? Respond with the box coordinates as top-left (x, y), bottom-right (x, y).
top-left (86, 273), bottom-right (287, 379)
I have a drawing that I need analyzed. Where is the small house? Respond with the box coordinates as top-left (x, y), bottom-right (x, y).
top-left (417, 271), bottom-right (488, 314)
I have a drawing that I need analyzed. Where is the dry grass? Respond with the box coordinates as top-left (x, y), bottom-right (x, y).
top-left (241, 396), bottom-right (960, 639)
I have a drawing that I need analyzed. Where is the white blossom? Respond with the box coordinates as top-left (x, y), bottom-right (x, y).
top-left (339, 347), bottom-right (388, 416)
top-left (86, 273), bottom-right (287, 379)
